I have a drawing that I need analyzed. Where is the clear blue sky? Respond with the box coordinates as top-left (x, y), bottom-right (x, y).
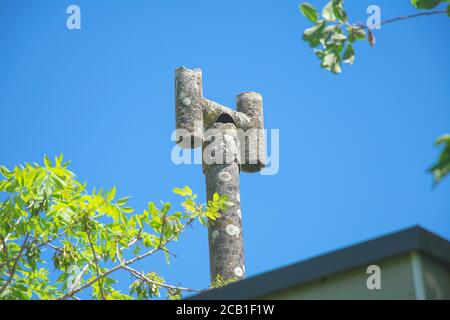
top-left (0, 0), bottom-right (449, 297)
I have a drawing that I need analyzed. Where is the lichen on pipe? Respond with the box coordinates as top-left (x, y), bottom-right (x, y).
top-left (203, 98), bottom-right (252, 130)
top-left (203, 122), bottom-right (245, 282)
top-left (236, 92), bottom-right (266, 172)
top-left (175, 67), bottom-right (204, 149)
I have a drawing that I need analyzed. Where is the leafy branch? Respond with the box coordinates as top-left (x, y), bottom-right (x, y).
top-left (299, 0), bottom-right (450, 74)
top-left (125, 265), bottom-right (206, 295)
top-left (0, 155), bottom-right (229, 300)
top-left (430, 134), bottom-right (450, 184)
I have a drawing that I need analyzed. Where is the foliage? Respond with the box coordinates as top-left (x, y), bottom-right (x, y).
top-left (299, 0), bottom-right (450, 74)
top-left (430, 134), bottom-right (450, 184)
top-left (0, 155), bottom-right (229, 300)
top-left (210, 274), bottom-right (238, 289)
top-left (411, 0), bottom-right (448, 10)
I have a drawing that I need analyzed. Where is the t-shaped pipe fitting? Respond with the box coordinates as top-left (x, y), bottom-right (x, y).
top-left (174, 66), bottom-right (266, 283)
top-left (175, 66), bottom-right (266, 172)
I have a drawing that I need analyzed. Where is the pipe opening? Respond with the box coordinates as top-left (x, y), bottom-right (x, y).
top-left (215, 113), bottom-right (235, 125)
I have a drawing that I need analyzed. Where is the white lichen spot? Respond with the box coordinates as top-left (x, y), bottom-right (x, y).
top-left (226, 224), bottom-right (235, 236)
top-left (236, 209), bottom-right (242, 219)
top-left (234, 266), bottom-right (243, 277)
top-left (225, 224), bottom-right (236, 236)
top-left (178, 91), bottom-right (186, 99)
top-left (226, 224), bottom-right (240, 237)
top-left (211, 230), bottom-right (219, 240)
top-left (236, 194), bottom-right (240, 202)
top-left (182, 97), bottom-right (192, 106)
top-left (223, 200), bottom-right (235, 208)
top-left (219, 171), bottom-right (232, 182)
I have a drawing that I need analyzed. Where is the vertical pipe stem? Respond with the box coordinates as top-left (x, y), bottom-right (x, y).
top-left (203, 123), bottom-right (245, 283)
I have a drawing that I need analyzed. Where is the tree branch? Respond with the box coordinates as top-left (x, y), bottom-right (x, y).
top-left (85, 227), bottom-right (105, 300)
top-left (158, 213), bottom-right (168, 249)
top-left (358, 9), bottom-right (448, 30)
top-left (0, 233), bottom-right (30, 295)
top-left (123, 265), bottom-right (206, 293)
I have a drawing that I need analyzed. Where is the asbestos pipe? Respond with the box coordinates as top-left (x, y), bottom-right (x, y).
top-left (203, 122), bottom-right (245, 282)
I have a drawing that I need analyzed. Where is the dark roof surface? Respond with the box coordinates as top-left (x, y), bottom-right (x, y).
top-left (188, 226), bottom-right (450, 300)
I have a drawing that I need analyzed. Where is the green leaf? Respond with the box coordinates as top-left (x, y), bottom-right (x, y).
top-left (148, 202), bottom-right (159, 216)
top-left (430, 133), bottom-right (450, 184)
top-left (172, 211), bottom-right (182, 219)
top-left (348, 26), bottom-right (366, 42)
top-left (122, 207), bottom-right (134, 213)
top-left (411, 0), bottom-right (442, 9)
top-left (205, 209), bottom-right (221, 221)
top-left (107, 186), bottom-right (116, 202)
top-left (32, 170), bottom-right (46, 189)
top-left (172, 187), bottom-right (183, 195)
top-left (55, 154), bottom-right (63, 167)
top-left (0, 165), bottom-right (12, 178)
top-left (62, 160), bottom-right (71, 168)
top-left (323, 53), bottom-right (336, 67)
top-left (436, 134), bottom-right (450, 145)
top-left (161, 202), bottom-right (171, 215)
top-left (331, 32), bottom-right (347, 41)
top-left (116, 196), bottom-right (130, 206)
top-left (304, 20), bottom-right (325, 38)
top-left (134, 215), bottom-right (142, 228)
top-left (164, 249), bottom-right (170, 265)
top-left (322, 1), bottom-right (336, 21)
top-left (44, 155), bottom-right (52, 169)
top-left (343, 44), bottom-right (355, 65)
top-left (303, 20), bottom-right (326, 47)
top-left (110, 242), bottom-right (117, 260)
top-left (322, 52), bottom-right (342, 74)
top-left (182, 186), bottom-right (192, 196)
top-left (333, 1), bottom-right (348, 22)
top-left (299, 2), bottom-right (318, 22)
top-left (331, 61), bottom-right (342, 74)
top-left (173, 186), bottom-right (192, 197)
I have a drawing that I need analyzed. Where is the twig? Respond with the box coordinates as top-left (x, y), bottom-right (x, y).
top-left (0, 233), bottom-right (30, 295)
top-left (30, 234), bottom-right (64, 253)
top-left (357, 9), bottom-right (448, 30)
top-left (158, 213), bottom-right (168, 249)
top-left (86, 227), bottom-right (105, 300)
top-left (36, 231), bottom-right (67, 248)
top-left (123, 265), bottom-right (206, 293)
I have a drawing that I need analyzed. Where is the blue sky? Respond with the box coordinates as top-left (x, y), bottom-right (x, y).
top-left (0, 0), bottom-right (449, 297)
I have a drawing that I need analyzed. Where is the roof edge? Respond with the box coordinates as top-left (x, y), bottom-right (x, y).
top-left (188, 225), bottom-right (450, 300)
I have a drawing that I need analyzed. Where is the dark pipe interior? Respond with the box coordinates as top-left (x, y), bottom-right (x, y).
top-left (215, 113), bottom-right (235, 124)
